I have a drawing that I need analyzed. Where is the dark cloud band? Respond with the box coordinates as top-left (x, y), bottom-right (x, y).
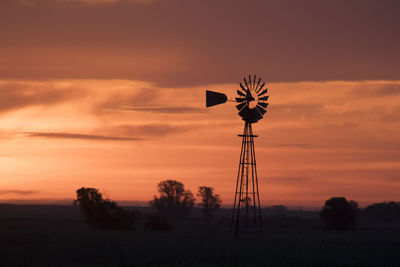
top-left (0, 190), bottom-right (39, 195)
top-left (23, 132), bottom-right (141, 141)
top-left (1, 0), bottom-right (399, 86)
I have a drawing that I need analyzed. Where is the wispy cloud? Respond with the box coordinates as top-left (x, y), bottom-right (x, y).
top-left (22, 123), bottom-right (191, 141)
top-left (351, 83), bottom-right (400, 97)
top-left (262, 176), bottom-right (312, 185)
top-left (0, 190), bottom-right (39, 195)
top-left (111, 123), bottom-right (193, 137)
top-left (99, 88), bottom-right (159, 109)
top-left (0, 82), bottom-right (85, 114)
top-left (23, 132), bottom-right (141, 141)
top-left (119, 105), bottom-right (205, 114)
top-left (99, 87), bottom-right (204, 114)
top-left (272, 144), bottom-right (314, 149)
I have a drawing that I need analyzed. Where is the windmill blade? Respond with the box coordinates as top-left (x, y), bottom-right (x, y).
top-left (236, 102), bottom-right (247, 111)
top-left (247, 109), bottom-right (262, 123)
top-left (235, 97), bottom-right (246, 103)
top-left (237, 90), bottom-right (246, 97)
top-left (238, 106), bottom-right (250, 119)
top-left (239, 83), bottom-right (247, 93)
top-left (256, 105), bottom-right (267, 115)
top-left (258, 102), bottom-right (269, 109)
top-left (246, 89), bottom-right (252, 99)
top-left (256, 82), bottom-right (265, 93)
top-left (252, 109), bottom-right (263, 122)
top-left (248, 75), bottom-right (252, 90)
top-left (258, 95), bottom-right (269, 101)
top-left (258, 88), bottom-right (268, 97)
top-left (206, 90), bottom-right (228, 107)
top-left (238, 106), bottom-right (262, 123)
top-left (243, 77), bottom-right (249, 90)
top-left (254, 77), bottom-right (261, 92)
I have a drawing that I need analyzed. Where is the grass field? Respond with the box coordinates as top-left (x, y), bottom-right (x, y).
top-left (1, 204), bottom-right (400, 266)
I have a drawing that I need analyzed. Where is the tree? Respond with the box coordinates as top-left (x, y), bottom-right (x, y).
top-left (150, 180), bottom-right (195, 218)
top-left (197, 186), bottom-right (221, 220)
top-left (320, 197), bottom-right (358, 230)
top-left (74, 187), bottom-right (135, 230)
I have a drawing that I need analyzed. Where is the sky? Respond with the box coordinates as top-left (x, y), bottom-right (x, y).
top-left (0, 0), bottom-right (399, 208)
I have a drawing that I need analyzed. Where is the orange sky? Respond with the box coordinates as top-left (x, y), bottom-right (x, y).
top-left (1, 0), bottom-right (399, 208)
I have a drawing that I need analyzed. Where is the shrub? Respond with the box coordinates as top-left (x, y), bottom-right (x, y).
top-left (74, 187), bottom-right (135, 230)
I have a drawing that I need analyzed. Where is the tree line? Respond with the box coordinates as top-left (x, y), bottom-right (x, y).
top-left (321, 197), bottom-right (400, 231)
top-left (74, 179), bottom-right (221, 230)
top-left (74, 181), bottom-right (400, 232)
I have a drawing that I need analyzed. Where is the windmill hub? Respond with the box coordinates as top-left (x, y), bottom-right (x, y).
top-left (248, 92), bottom-right (258, 109)
top-left (205, 75), bottom-right (270, 238)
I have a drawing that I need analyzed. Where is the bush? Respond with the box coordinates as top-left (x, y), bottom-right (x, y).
top-left (74, 187), bottom-right (135, 230)
top-left (144, 215), bottom-right (172, 231)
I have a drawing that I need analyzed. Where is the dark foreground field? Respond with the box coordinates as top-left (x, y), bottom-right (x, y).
top-left (1, 204), bottom-right (400, 266)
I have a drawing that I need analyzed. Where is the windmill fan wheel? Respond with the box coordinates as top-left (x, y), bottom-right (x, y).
top-left (235, 75), bottom-right (269, 123)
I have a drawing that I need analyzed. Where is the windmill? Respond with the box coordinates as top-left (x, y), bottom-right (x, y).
top-left (206, 75), bottom-right (269, 238)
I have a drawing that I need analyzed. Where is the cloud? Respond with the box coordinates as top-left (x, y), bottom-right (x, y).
top-left (385, 178), bottom-right (400, 183)
top-left (271, 104), bottom-right (323, 113)
top-left (0, 190), bottom-right (39, 195)
top-left (22, 123), bottom-right (191, 141)
top-left (0, 82), bottom-right (85, 114)
top-left (272, 144), bottom-right (314, 149)
top-left (263, 176), bottom-right (312, 185)
top-left (19, 0), bottom-right (153, 5)
top-left (17, 0), bottom-right (36, 6)
top-left (269, 104), bottom-right (323, 121)
top-left (23, 132), bottom-right (141, 141)
top-left (99, 88), bottom-right (159, 108)
top-left (119, 105), bottom-right (205, 114)
top-left (1, 0), bottom-right (400, 86)
top-left (0, 129), bottom-right (13, 139)
top-left (113, 123), bottom-right (192, 137)
top-left (57, 0), bottom-right (153, 4)
top-left (98, 88), bottom-right (205, 113)
top-left (351, 83), bottom-right (400, 97)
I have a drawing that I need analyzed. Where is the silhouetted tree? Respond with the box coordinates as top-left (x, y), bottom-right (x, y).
top-left (74, 187), bottom-right (135, 230)
top-left (197, 186), bottom-right (221, 220)
top-left (150, 180), bottom-right (195, 218)
top-left (320, 197), bottom-right (358, 230)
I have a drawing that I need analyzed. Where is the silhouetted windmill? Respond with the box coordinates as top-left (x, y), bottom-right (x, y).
top-left (206, 75), bottom-right (269, 238)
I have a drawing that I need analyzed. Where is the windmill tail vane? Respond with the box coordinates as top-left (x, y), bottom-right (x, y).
top-left (205, 74), bottom-right (270, 238)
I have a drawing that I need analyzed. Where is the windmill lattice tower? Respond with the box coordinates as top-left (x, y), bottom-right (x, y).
top-left (206, 75), bottom-right (269, 238)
